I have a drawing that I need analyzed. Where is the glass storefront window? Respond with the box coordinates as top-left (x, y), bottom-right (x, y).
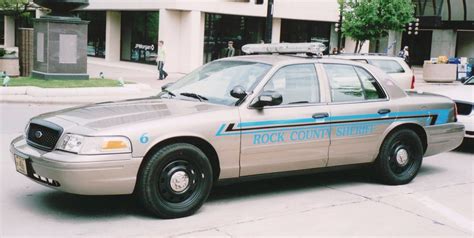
top-left (204, 13), bottom-right (265, 63)
top-left (78, 11), bottom-right (106, 58)
top-left (121, 11), bottom-right (159, 64)
top-left (280, 19), bottom-right (331, 55)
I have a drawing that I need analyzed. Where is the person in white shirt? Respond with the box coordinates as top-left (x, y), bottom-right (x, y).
top-left (156, 41), bottom-right (168, 80)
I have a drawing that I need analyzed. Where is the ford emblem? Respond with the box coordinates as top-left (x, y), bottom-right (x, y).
top-left (34, 131), bottom-right (43, 139)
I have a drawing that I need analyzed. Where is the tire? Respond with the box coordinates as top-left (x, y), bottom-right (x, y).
top-left (374, 129), bottom-right (423, 185)
top-left (137, 143), bottom-right (213, 218)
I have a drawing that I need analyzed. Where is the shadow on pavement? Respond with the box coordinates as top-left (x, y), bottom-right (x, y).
top-left (21, 192), bottom-right (149, 220)
top-left (20, 167), bottom-right (374, 219)
top-left (454, 138), bottom-right (474, 154)
top-left (20, 160), bottom-right (447, 219)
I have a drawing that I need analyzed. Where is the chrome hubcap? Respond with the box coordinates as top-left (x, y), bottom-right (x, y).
top-left (396, 149), bottom-right (409, 166)
top-left (169, 171), bottom-right (190, 193)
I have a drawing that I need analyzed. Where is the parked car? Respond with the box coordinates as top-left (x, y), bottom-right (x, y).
top-left (10, 43), bottom-right (464, 219)
top-left (418, 76), bottom-right (473, 139)
top-left (331, 54), bottom-right (415, 90)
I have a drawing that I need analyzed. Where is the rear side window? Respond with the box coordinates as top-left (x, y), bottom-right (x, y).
top-left (324, 64), bottom-right (364, 102)
top-left (324, 64), bottom-right (386, 102)
top-left (369, 59), bottom-right (405, 73)
top-left (354, 67), bottom-right (386, 99)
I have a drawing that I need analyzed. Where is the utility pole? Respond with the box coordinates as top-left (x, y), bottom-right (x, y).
top-left (336, 1), bottom-right (343, 54)
top-left (264, 0), bottom-right (274, 43)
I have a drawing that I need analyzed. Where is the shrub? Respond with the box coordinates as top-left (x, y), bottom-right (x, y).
top-left (0, 48), bottom-right (5, 57)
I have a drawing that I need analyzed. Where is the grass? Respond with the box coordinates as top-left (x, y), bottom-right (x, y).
top-left (5, 77), bottom-right (131, 88)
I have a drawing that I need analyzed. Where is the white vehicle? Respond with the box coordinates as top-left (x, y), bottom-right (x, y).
top-left (419, 76), bottom-right (473, 139)
top-left (331, 54), bottom-right (415, 90)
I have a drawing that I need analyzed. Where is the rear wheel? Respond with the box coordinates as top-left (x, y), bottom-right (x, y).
top-left (374, 129), bottom-right (423, 185)
top-left (137, 143), bottom-right (213, 218)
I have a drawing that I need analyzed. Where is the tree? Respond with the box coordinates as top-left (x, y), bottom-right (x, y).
top-left (1, 0), bottom-right (36, 36)
top-left (341, 0), bottom-right (414, 53)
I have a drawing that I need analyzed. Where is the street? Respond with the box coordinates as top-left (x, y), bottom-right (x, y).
top-left (0, 103), bottom-right (472, 237)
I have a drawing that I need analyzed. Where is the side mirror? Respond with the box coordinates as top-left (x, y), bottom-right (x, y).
top-left (161, 82), bottom-right (174, 91)
top-left (230, 86), bottom-right (247, 99)
top-left (251, 91), bottom-right (283, 109)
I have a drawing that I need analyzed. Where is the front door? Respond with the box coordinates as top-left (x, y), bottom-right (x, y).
top-left (321, 63), bottom-right (398, 166)
top-left (239, 63), bottom-right (330, 176)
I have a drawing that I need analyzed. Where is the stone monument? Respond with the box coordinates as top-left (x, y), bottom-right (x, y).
top-left (32, 0), bottom-right (89, 80)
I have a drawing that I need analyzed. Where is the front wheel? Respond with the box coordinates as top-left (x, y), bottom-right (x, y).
top-left (374, 129), bottom-right (423, 185)
top-left (137, 143), bottom-right (213, 218)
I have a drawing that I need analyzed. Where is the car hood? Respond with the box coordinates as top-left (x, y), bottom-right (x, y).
top-left (36, 97), bottom-right (228, 130)
top-left (419, 85), bottom-right (473, 103)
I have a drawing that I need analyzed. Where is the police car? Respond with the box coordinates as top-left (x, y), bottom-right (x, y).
top-left (10, 43), bottom-right (464, 219)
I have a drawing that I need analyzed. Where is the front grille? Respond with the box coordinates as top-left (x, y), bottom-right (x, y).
top-left (456, 102), bottom-right (473, 116)
top-left (27, 120), bottom-right (63, 151)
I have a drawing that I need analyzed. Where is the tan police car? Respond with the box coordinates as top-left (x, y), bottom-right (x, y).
top-left (10, 43), bottom-right (464, 218)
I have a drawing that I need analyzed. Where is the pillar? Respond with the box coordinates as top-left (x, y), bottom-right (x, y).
top-left (159, 9), bottom-right (205, 73)
top-left (271, 18), bottom-right (281, 43)
top-left (344, 38), bottom-right (370, 53)
top-left (430, 30), bottom-right (457, 58)
top-left (180, 10), bottom-right (204, 73)
top-left (329, 23), bottom-right (338, 53)
top-left (105, 11), bottom-right (121, 62)
top-left (387, 30), bottom-right (402, 56)
top-left (4, 15), bottom-right (15, 47)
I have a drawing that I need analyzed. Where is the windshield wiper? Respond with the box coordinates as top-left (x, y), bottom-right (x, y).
top-left (180, 92), bottom-right (208, 102)
top-left (161, 89), bottom-right (176, 98)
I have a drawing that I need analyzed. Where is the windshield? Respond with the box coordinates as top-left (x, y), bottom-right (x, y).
top-left (162, 60), bottom-right (271, 106)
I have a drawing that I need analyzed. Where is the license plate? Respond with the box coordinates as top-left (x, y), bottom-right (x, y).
top-left (14, 154), bottom-right (28, 175)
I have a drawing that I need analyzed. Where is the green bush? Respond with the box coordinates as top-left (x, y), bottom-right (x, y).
top-left (0, 48), bottom-right (5, 57)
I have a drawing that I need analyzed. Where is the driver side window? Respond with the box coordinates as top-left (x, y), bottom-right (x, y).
top-left (262, 64), bottom-right (320, 105)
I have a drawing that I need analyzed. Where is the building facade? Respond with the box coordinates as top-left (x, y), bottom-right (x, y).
top-left (2, 0), bottom-right (473, 73)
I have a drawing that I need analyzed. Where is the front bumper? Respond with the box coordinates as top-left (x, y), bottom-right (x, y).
top-left (458, 115), bottom-right (474, 138)
top-left (10, 135), bottom-right (142, 195)
top-left (424, 122), bottom-right (465, 157)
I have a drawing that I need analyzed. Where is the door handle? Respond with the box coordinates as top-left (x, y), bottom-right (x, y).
top-left (312, 112), bottom-right (329, 119)
top-left (378, 109), bottom-right (391, 115)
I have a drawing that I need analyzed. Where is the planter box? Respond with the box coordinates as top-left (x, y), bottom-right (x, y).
top-left (0, 57), bottom-right (20, 77)
top-left (423, 63), bottom-right (457, 83)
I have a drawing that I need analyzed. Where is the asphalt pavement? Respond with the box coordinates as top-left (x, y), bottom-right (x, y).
top-left (0, 103), bottom-right (473, 237)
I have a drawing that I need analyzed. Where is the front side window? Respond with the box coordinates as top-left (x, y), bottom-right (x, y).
top-left (164, 61), bottom-right (271, 106)
top-left (262, 64), bottom-right (320, 105)
top-left (324, 64), bottom-right (385, 102)
top-left (369, 59), bottom-right (405, 73)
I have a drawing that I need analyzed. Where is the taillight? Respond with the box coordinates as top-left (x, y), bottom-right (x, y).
top-left (410, 75), bottom-right (415, 89)
top-left (454, 103), bottom-right (458, 122)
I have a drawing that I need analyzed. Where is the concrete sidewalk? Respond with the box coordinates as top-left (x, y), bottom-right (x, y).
top-left (0, 57), bottom-right (185, 104)
top-left (87, 57), bottom-right (184, 89)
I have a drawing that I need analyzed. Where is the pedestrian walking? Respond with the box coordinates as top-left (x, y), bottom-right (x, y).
top-left (399, 46), bottom-right (411, 68)
top-left (156, 40), bottom-right (168, 80)
top-left (225, 41), bottom-right (235, 58)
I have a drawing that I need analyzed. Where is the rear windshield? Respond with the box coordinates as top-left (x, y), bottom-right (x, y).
top-left (369, 59), bottom-right (405, 74)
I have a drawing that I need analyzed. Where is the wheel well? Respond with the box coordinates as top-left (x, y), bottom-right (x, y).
top-left (388, 123), bottom-right (428, 153)
top-left (140, 136), bottom-right (221, 182)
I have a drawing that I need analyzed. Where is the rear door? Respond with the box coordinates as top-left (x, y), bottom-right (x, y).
top-left (322, 63), bottom-right (399, 166)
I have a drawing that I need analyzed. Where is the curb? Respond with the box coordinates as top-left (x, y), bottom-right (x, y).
top-left (0, 83), bottom-right (159, 104)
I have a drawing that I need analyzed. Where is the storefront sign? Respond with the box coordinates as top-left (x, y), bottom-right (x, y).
top-left (135, 44), bottom-right (155, 51)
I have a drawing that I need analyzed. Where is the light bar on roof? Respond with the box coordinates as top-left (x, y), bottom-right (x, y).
top-left (242, 43), bottom-right (327, 56)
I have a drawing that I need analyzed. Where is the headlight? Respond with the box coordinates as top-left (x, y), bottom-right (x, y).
top-left (57, 134), bottom-right (132, 154)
